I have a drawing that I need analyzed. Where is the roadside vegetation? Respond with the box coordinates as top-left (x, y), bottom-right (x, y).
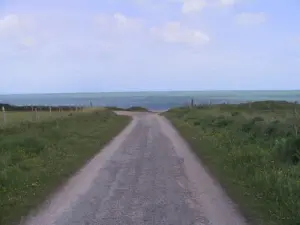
top-left (0, 103), bottom-right (106, 126)
top-left (0, 103), bottom-right (81, 112)
top-left (0, 110), bottom-right (130, 225)
top-left (164, 101), bottom-right (300, 225)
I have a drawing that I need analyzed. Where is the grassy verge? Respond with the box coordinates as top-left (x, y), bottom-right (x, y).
top-left (0, 107), bottom-right (106, 127)
top-left (164, 101), bottom-right (300, 225)
top-left (0, 110), bottom-right (130, 225)
top-left (0, 111), bottom-right (71, 126)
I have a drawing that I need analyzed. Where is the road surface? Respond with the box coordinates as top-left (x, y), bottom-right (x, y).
top-left (22, 112), bottom-right (247, 225)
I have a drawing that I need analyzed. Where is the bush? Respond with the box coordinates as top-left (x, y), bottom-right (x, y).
top-left (241, 121), bottom-right (254, 132)
top-left (231, 111), bottom-right (240, 116)
top-left (212, 116), bottom-right (233, 128)
top-left (251, 116), bottom-right (264, 123)
top-left (193, 121), bottom-right (201, 126)
top-left (275, 137), bottom-right (300, 164)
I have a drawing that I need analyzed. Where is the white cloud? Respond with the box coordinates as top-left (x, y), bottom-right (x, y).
top-left (0, 14), bottom-right (22, 35)
top-left (220, 0), bottom-right (237, 6)
top-left (150, 22), bottom-right (209, 46)
top-left (182, 0), bottom-right (207, 14)
top-left (168, 0), bottom-right (241, 14)
top-left (0, 14), bottom-right (34, 36)
top-left (94, 13), bottom-right (142, 33)
top-left (235, 12), bottom-right (267, 25)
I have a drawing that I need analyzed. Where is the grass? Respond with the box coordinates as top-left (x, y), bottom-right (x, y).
top-left (0, 111), bottom-right (71, 126)
top-left (164, 101), bottom-right (300, 225)
top-left (0, 110), bottom-right (130, 225)
top-left (0, 107), bottom-right (106, 126)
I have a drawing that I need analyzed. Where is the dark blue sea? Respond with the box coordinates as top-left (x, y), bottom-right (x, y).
top-left (1, 91), bottom-right (300, 110)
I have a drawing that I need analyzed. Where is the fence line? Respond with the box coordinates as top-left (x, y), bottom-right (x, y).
top-left (2, 106), bottom-right (6, 125)
top-left (0, 105), bottom-right (87, 126)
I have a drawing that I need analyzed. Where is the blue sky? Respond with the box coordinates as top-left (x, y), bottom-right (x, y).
top-left (0, 0), bottom-right (299, 94)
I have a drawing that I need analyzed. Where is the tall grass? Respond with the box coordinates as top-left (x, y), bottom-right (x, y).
top-left (0, 110), bottom-right (130, 225)
top-left (164, 101), bottom-right (300, 225)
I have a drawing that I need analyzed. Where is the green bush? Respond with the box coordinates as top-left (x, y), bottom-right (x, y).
top-left (212, 116), bottom-right (233, 128)
top-left (231, 111), bottom-right (240, 116)
top-left (274, 137), bottom-right (300, 164)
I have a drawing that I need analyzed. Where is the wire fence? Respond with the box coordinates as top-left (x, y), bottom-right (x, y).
top-left (0, 106), bottom-right (85, 127)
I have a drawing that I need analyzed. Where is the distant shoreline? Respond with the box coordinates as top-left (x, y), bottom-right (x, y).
top-left (1, 91), bottom-right (299, 110)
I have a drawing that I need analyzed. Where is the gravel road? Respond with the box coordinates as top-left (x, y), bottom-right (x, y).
top-left (22, 112), bottom-right (247, 225)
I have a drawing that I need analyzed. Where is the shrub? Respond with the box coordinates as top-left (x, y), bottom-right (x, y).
top-left (241, 121), bottom-right (254, 132)
top-left (274, 137), bottom-right (300, 164)
top-left (193, 121), bottom-right (201, 126)
top-left (251, 116), bottom-right (264, 123)
top-left (211, 116), bottom-right (233, 128)
top-left (231, 111), bottom-right (240, 116)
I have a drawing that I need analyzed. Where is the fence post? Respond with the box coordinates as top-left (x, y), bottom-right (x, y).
top-left (49, 106), bottom-right (52, 117)
top-left (2, 106), bottom-right (6, 124)
top-left (190, 98), bottom-right (194, 108)
top-left (35, 108), bottom-right (38, 121)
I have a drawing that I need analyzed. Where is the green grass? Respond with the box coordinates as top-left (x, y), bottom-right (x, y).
top-left (164, 101), bottom-right (300, 225)
top-left (0, 108), bottom-right (106, 127)
top-left (0, 110), bottom-right (130, 225)
top-left (0, 111), bottom-right (71, 126)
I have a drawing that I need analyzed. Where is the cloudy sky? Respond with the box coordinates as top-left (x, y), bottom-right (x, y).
top-left (0, 0), bottom-right (299, 93)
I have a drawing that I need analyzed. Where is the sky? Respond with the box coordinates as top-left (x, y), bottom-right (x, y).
top-left (0, 0), bottom-right (299, 94)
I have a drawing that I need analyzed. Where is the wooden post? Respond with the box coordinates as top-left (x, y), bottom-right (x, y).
top-left (190, 98), bottom-right (194, 108)
top-left (2, 106), bottom-right (6, 124)
top-left (35, 108), bottom-right (38, 121)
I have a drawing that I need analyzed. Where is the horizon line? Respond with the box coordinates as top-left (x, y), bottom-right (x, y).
top-left (1, 89), bottom-right (300, 96)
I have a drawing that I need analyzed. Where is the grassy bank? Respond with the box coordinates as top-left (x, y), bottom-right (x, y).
top-left (0, 107), bottom-right (106, 126)
top-left (0, 103), bottom-right (81, 112)
top-left (0, 110), bottom-right (130, 225)
top-left (0, 111), bottom-right (72, 126)
top-left (164, 101), bottom-right (300, 225)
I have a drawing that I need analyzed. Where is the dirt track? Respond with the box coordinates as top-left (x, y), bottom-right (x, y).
top-left (22, 111), bottom-right (247, 225)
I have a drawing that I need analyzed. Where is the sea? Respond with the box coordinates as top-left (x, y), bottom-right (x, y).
top-left (1, 91), bottom-right (300, 110)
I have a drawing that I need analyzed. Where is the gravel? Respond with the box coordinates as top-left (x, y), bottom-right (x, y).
top-left (22, 112), bottom-right (247, 225)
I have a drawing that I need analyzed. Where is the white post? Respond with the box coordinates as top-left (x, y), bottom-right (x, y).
top-left (2, 106), bottom-right (6, 124)
top-left (35, 108), bottom-right (38, 121)
top-left (49, 106), bottom-right (52, 117)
